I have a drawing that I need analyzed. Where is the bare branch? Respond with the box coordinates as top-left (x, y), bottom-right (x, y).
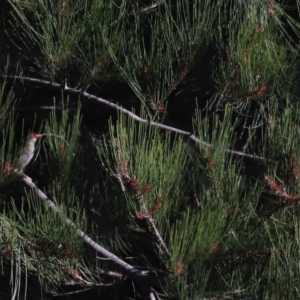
top-left (20, 173), bottom-right (159, 299)
top-left (1, 75), bottom-right (269, 161)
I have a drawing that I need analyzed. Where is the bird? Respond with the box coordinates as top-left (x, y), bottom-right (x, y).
top-left (12, 133), bottom-right (41, 171)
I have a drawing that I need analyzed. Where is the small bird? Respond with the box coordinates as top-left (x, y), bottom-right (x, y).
top-left (12, 133), bottom-right (41, 171)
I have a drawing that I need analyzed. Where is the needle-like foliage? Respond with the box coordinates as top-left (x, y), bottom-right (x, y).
top-left (1, 0), bottom-right (300, 299)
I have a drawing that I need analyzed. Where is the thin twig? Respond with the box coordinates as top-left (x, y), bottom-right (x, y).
top-left (115, 171), bottom-right (171, 258)
top-left (138, 193), bottom-right (172, 258)
top-left (1, 75), bottom-right (270, 161)
top-left (140, 1), bottom-right (165, 12)
top-left (110, 1), bottom-right (166, 26)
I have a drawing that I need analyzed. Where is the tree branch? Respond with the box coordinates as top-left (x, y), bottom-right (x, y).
top-left (1, 75), bottom-right (269, 161)
top-left (20, 173), bottom-right (159, 300)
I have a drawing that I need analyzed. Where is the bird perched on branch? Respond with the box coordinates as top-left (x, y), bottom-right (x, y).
top-left (13, 133), bottom-right (41, 171)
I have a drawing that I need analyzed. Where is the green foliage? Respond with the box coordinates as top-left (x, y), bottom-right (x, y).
top-left (0, 84), bottom-right (16, 187)
top-left (107, 0), bottom-right (218, 112)
top-left (4, 187), bottom-right (85, 283)
top-left (43, 98), bottom-right (81, 186)
top-left (2, 0), bottom-right (300, 299)
top-left (214, 0), bottom-right (291, 111)
top-left (106, 110), bottom-right (187, 214)
top-left (7, 0), bottom-right (124, 84)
